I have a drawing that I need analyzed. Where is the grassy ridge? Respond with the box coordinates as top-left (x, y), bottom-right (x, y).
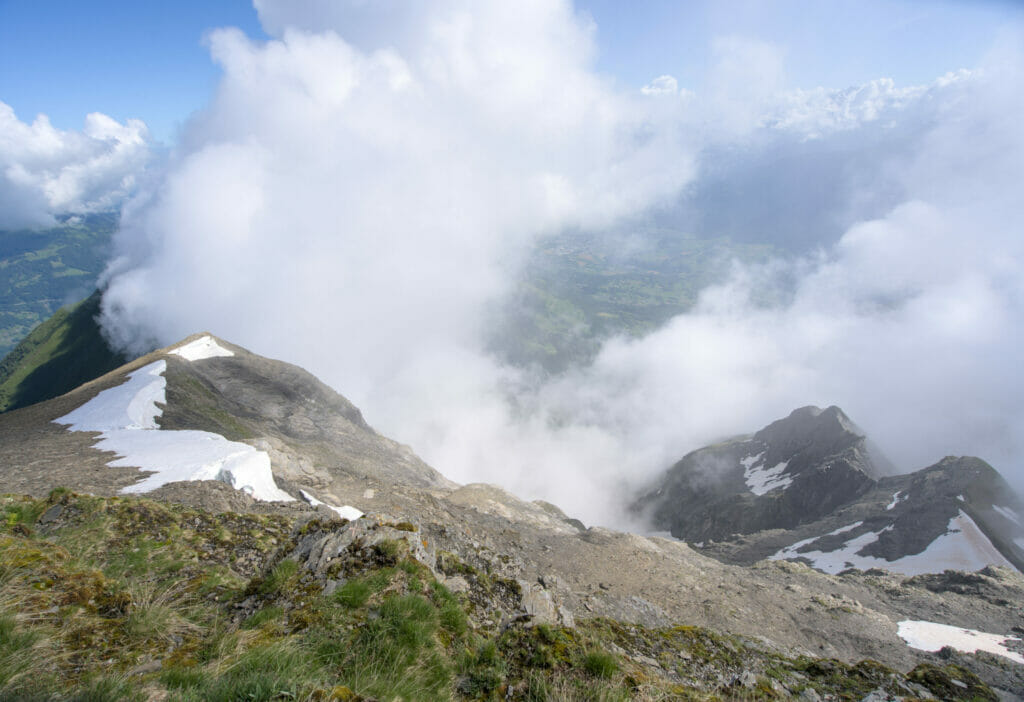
top-left (0, 212), bottom-right (117, 358)
top-left (0, 291), bottom-right (128, 413)
top-left (0, 491), bottom-right (997, 701)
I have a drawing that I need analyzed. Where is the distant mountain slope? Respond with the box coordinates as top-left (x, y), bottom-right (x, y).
top-left (0, 212), bottom-right (117, 357)
top-left (701, 456), bottom-right (1024, 575)
top-left (0, 290), bottom-right (129, 413)
top-left (634, 406), bottom-right (1024, 575)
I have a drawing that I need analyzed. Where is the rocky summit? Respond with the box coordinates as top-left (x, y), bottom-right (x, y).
top-left (634, 406), bottom-right (1024, 577)
top-left (632, 406), bottom-right (891, 541)
top-left (1, 336), bottom-right (1023, 700)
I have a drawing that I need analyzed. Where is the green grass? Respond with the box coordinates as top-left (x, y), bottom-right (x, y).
top-left (258, 559), bottom-right (299, 596)
top-left (583, 649), bottom-right (619, 679)
top-left (0, 614), bottom-right (51, 695)
top-left (0, 289), bottom-right (129, 413)
top-left (0, 491), bottom-right (1001, 702)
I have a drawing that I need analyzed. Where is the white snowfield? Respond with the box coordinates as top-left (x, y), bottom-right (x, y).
top-left (299, 490), bottom-right (364, 521)
top-left (741, 451), bottom-right (793, 495)
top-left (897, 620), bottom-right (1024, 665)
top-left (170, 336), bottom-right (235, 361)
top-left (768, 511), bottom-right (1017, 576)
top-left (54, 343), bottom-right (293, 502)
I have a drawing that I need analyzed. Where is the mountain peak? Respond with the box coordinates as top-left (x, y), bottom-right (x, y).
top-left (0, 332), bottom-right (454, 509)
top-left (634, 405), bottom-right (889, 542)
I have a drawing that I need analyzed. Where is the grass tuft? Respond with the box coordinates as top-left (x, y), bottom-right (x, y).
top-left (583, 649), bottom-right (619, 679)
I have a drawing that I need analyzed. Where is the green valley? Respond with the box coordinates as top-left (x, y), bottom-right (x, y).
top-left (0, 212), bottom-right (117, 359)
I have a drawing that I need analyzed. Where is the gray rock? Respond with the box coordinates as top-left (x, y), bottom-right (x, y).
top-left (37, 504), bottom-right (63, 524)
top-left (444, 576), bottom-right (470, 594)
top-left (735, 670), bottom-right (757, 688)
top-left (521, 587), bottom-right (557, 624)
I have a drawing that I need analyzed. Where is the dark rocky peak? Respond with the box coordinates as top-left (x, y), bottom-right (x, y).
top-left (753, 405), bottom-right (883, 480)
top-left (632, 405), bottom-right (889, 543)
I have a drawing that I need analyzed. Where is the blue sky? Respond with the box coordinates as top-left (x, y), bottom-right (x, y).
top-left (1, 0), bottom-right (1020, 143)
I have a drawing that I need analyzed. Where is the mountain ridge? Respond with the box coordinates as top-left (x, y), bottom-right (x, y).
top-left (1, 333), bottom-right (1023, 697)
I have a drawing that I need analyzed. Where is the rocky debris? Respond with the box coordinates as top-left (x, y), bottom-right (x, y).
top-left (905, 567), bottom-right (1023, 607)
top-left (447, 484), bottom-right (581, 535)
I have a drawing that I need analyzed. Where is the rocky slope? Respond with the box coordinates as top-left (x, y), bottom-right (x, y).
top-left (0, 332), bottom-right (451, 506)
top-left (632, 407), bottom-right (890, 542)
top-left (634, 406), bottom-right (1024, 578)
top-left (1, 490), bottom-right (1006, 701)
top-left (1, 337), bottom-right (1023, 698)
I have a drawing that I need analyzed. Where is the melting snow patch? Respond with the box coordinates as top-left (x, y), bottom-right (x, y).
top-left (993, 505), bottom-right (1021, 526)
top-left (171, 335), bottom-right (234, 361)
top-left (886, 491), bottom-right (907, 510)
top-left (741, 452), bottom-right (792, 495)
top-left (299, 490), bottom-right (363, 521)
top-left (897, 620), bottom-right (1024, 665)
top-left (54, 361), bottom-right (292, 502)
top-left (768, 511), bottom-right (1017, 576)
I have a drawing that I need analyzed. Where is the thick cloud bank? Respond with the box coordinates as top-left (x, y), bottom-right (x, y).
top-left (101, 2), bottom-right (1024, 526)
top-left (0, 103), bottom-right (151, 229)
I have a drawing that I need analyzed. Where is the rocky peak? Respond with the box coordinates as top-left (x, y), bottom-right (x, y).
top-left (633, 405), bottom-right (885, 542)
top-left (754, 405), bottom-right (870, 472)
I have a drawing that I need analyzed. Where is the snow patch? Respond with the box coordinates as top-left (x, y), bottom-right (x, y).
top-left (55, 361), bottom-right (292, 502)
top-left (768, 511), bottom-right (1017, 575)
top-left (299, 490), bottom-right (363, 521)
top-left (897, 620), bottom-right (1024, 665)
top-left (993, 504), bottom-right (1021, 526)
top-left (170, 335), bottom-right (234, 361)
top-left (886, 491), bottom-right (907, 510)
top-left (740, 452), bottom-right (764, 469)
top-left (60, 361), bottom-right (167, 431)
top-left (741, 452), bottom-right (792, 495)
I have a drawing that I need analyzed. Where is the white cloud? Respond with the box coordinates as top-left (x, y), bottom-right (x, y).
top-left (99, 2), bottom-right (1024, 526)
top-left (0, 103), bottom-right (152, 229)
top-left (100, 2), bottom-right (696, 501)
top-left (530, 58), bottom-right (1024, 502)
top-left (642, 75), bottom-right (678, 96)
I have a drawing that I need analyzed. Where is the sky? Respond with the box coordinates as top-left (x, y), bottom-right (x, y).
top-left (2, 1), bottom-right (1020, 143)
top-left (2, 0), bottom-right (1024, 527)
